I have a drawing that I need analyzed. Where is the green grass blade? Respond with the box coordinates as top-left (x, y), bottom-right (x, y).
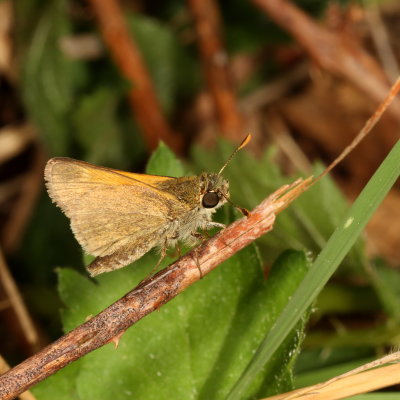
top-left (227, 140), bottom-right (400, 400)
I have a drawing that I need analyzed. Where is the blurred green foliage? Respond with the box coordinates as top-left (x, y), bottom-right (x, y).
top-left (6, 0), bottom-right (400, 397)
top-left (14, 0), bottom-right (351, 160)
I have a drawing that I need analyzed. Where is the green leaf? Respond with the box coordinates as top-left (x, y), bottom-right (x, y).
top-left (17, 0), bottom-right (85, 155)
top-left (32, 359), bottom-right (81, 400)
top-left (314, 282), bottom-right (379, 315)
top-left (72, 88), bottom-right (122, 162)
top-left (71, 87), bottom-right (145, 168)
top-left (295, 356), bottom-right (375, 388)
top-left (126, 15), bottom-right (199, 114)
top-left (371, 259), bottom-right (400, 323)
top-left (33, 249), bottom-right (309, 400)
top-left (295, 347), bottom-right (375, 376)
top-left (146, 141), bottom-right (186, 177)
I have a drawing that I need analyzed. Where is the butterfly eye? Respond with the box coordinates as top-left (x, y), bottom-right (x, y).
top-left (202, 191), bottom-right (220, 208)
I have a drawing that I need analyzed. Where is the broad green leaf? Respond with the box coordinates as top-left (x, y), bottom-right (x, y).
top-left (16, 0), bottom-right (85, 155)
top-left (146, 141), bottom-right (185, 177)
top-left (72, 88), bottom-right (122, 163)
top-left (32, 359), bottom-right (81, 400)
top-left (126, 15), bottom-right (200, 115)
top-left (33, 249), bottom-right (309, 400)
top-left (71, 87), bottom-right (144, 168)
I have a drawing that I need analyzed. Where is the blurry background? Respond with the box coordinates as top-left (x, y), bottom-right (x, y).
top-left (0, 0), bottom-right (399, 372)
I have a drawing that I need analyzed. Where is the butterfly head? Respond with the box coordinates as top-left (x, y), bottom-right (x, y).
top-left (200, 173), bottom-right (229, 210)
top-left (198, 134), bottom-right (252, 214)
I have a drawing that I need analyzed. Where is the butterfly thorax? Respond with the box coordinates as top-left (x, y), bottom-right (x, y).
top-left (153, 172), bottom-right (229, 211)
top-left (152, 172), bottom-right (229, 247)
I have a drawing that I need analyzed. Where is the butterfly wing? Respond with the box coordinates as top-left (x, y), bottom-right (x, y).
top-left (45, 158), bottom-right (189, 268)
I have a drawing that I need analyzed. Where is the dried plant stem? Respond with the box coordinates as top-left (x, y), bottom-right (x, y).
top-left (263, 110), bottom-right (313, 174)
top-left (0, 181), bottom-right (310, 400)
top-left (365, 1), bottom-right (399, 83)
top-left (2, 141), bottom-right (45, 253)
top-left (315, 76), bottom-right (400, 181)
top-left (240, 62), bottom-right (309, 114)
top-left (187, 0), bottom-right (244, 139)
top-left (250, 0), bottom-right (400, 121)
top-left (87, 0), bottom-right (182, 153)
top-left (0, 248), bottom-right (40, 352)
top-left (265, 352), bottom-right (400, 400)
top-left (0, 355), bottom-right (36, 400)
top-left (0, 1), bottom-right (15, 82)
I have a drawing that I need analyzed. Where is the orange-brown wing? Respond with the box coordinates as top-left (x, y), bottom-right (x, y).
top-left (113, 169), bottom-right (175, 185)
top-left (45, 157), bottom-right (188, 257)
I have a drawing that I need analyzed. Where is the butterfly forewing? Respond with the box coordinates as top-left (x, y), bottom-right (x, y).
top-left (45, 158), bottom-right (189, 258)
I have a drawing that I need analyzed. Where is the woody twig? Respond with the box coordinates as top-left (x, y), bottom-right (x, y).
top-left (250, 0), bottom-right (400, 122)
top-left (1, 139), bottom-right (45, 254)
top-left (87, 0), bottom-right (183, 153)
top-left (0, 355), bottom-right (36, 400)
top-left (187, 0), bottom-right (244, 139)
top-left (0, 180), bottom-right (309, 400)
top-left (0, 248), bottom-right (40, 355)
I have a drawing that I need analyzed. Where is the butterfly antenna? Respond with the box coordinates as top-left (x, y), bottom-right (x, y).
top-left (220, 192), bottom-right (250, 216)
top-left (218, 134), bottom-right (252, 176)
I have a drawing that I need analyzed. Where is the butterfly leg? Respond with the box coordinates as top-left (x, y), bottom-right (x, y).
top-left (205, 222), bottom-right (225, 230)
top-left (150, 243), bottom-right (167, 275)
top-left (191, 247), bottom-right (203, 279)
top-left (189, 231), bottom-right (209, 278)
top-left (191, 219), bottom-right (224, 243)
top-left (150, 234), bottom-right (181, 275)
top-left (168, 242), bottom-right (182, 258)
top-left (191, 230), bottom-right (208, 242)
top-left (176, 243), bottom-right (182, 258)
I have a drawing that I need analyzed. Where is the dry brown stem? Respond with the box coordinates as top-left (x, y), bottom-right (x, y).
top-left (0, 355), bottom-right (36, 400)
top-left (250, 0), bottom-right (400, 121)
top-left (315, 76), bottom-right (400, 181)
top-left (366, 3), bottom-right (399, 83)
top-left (266, 363), bottom-right (400, 400)
top-left (87, 0), bottom-right (182, 153)
top-left (0, 179), bottom-right (310, 400)
top-left (265, 352), bottom-right (400, 399)
top-left (0, 1), bottom-right (15, 82)
top-left (0, 248), bottom-right (40, 353)
top-left (1, 142), bottom-right (45, 253)
top-left (0, 124), bottom-right (36, 165)
top-left (240, 62), bottom-right (309, 114)
top-left (187, 0), bottom-right (244, 139)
